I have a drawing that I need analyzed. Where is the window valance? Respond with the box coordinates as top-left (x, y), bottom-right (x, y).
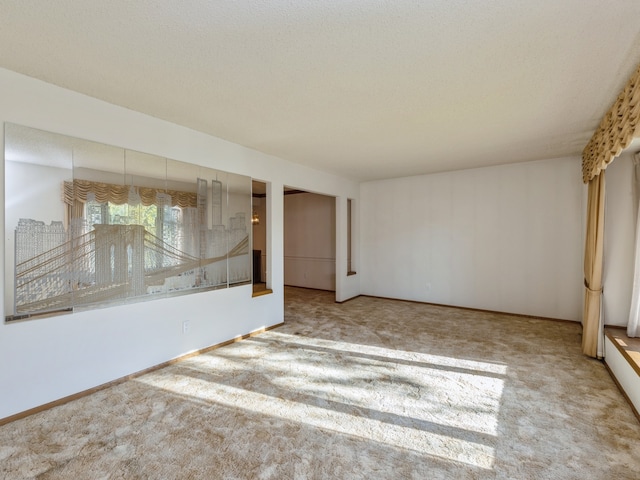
top-left (582, 64), bottom-right (640, 183)
top-left (63, 179), bottom-right (198, 209)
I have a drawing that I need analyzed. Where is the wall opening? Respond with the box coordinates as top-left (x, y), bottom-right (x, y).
top-left (283, 187), bottom-right (336, 292)
top-left (347, 198), bottom-right (356, 275)
top-left (252, 180), bottom-right (270, 296)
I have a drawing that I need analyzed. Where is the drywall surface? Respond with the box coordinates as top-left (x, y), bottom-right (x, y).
top-left (0, 67), bottom-right (359, 419)
top-left (360, 157), bottom-right (584, 320)
top-left (284, 192), bottom-right (336, 291)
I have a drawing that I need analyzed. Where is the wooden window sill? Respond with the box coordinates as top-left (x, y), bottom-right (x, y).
top-left (605, 328), bottom-right (640, 377)
top-left (252, 283), bottom-right (272, 297)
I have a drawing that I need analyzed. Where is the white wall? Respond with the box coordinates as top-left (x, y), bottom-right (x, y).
top-left (284, 192), bottom-right (336, 291)
top-left (360, 157), bottom-right (584, 320)
top-left (602, 152), bottom-right (635, 326)
top-left (0, 67), bottom-right (359, 420)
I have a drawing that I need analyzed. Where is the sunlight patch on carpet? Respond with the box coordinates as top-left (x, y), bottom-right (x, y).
top-left (268, 331), bottom-right (508, 375)
top-left (135, 330), bottom-right (506, 471)
top-left (136, 374), bottom-right (496, 469)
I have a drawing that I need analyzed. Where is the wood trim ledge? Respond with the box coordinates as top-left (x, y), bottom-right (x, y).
top-left (605, 329), bottom-right (640, 377)
top-left (252, 288), bottom-right (273, 298)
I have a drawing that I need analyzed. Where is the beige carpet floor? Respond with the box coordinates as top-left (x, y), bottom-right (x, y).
top-left (2, 287), bottom-right (640, 479)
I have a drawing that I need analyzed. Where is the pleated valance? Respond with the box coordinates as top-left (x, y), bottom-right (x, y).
top-left (63, 179), bottom-right (197, 208)
top-left (582, 64), bottom-right (640, 183)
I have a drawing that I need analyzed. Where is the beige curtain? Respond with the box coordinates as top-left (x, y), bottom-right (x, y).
top-left (64, 199), bottom-right (85, 227)
top-left (581, 62), bottom-right (640, 348)
top-left (582, 172), bottom-right (606, 358)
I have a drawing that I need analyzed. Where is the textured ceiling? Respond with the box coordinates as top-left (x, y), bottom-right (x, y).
top-left (1, 1), bottom-right (640, 181)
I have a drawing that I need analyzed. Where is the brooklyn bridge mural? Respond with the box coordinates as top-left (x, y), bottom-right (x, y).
top-left (5, 123), bottom-right (251, 319)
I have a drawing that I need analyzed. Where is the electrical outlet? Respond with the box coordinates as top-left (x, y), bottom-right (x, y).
top-left (182, 320), bottom-right (191, 334)
top-left (426, 283), bottom-right (432, 291)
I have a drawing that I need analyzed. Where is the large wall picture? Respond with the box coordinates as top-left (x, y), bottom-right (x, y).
top-left (4, 123), bottom-right (251, 320)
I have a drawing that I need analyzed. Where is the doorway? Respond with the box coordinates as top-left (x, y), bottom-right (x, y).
top-left (283, 187), bottom-right (336, 292)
